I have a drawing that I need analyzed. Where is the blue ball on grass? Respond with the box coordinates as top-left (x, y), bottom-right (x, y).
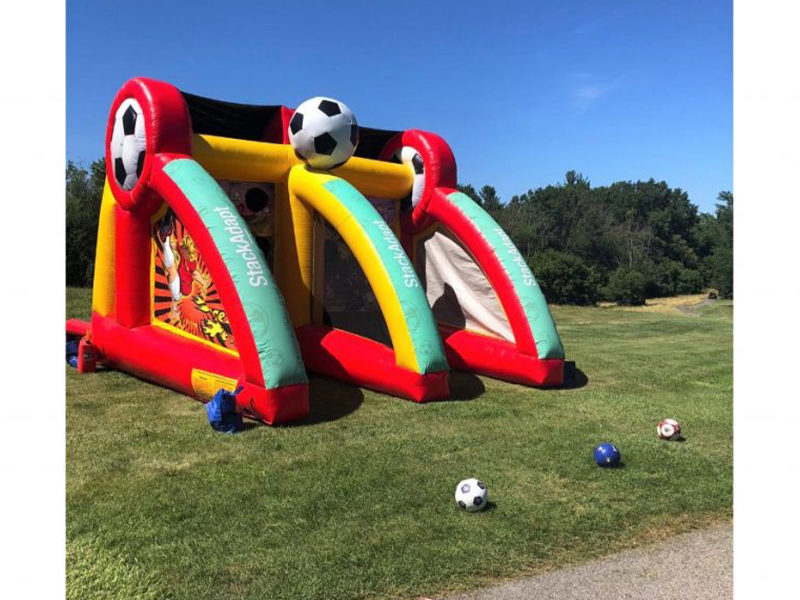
top-left (594, 442), bottom-right (621, 467)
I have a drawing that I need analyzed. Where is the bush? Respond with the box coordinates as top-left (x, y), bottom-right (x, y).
top-left (603, 267), bottom-right (648, 306)
top-left (649, 259), bottom-right (704, 297)
top-left (528, 250), bottom-right (602, 305)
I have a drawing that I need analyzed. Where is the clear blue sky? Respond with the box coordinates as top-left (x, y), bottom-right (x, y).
top-left (67, 0), bottom-right (731, 213)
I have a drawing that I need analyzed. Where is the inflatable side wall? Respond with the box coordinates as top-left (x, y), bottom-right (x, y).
top-left (85, 78), bottom-right (309, 425)
top-left (378, 130), bottom-right (565, 386)
top-left (68, 77), bottom-right (566, 426)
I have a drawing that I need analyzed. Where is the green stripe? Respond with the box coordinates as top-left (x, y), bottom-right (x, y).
top-left (163, 159), bottom-right (307, 388)
top-left (445, 191), bottom-right (564, 359)
top-left (322, 178), bottom-right (448, 373)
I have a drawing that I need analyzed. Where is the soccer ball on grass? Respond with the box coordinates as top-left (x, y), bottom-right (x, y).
top-left (454, 478), bottom-right (489, 512)
top-left (657, 418), bottom-right (682, 441)
top-left (594, 442), bottom-right (621, 467)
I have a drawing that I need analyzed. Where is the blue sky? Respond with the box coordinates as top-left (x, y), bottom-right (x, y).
top-left (67, 0), bottom-right (731, 213)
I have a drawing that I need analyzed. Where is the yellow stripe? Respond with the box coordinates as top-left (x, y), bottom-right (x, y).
top-left (192, 134), bottom-right (413, 198)
top-left (272, 182), bottom-right (313, 326)
top-left (332, 157), bottom-right (413, 199)
top-left (151, 318), bottom-right (240, 358)
top-left (91, 180), bottom-right (117, 317)
top-left (192, 135), bottom-right (293, 182)
top-left (289, 167), bottom-right (419, 371)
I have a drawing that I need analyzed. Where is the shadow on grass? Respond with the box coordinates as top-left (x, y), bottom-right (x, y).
top-left (446, 371), bottom-right (486, 401)
top-left (293, 375), bottom-right (364, 426)
top-left (235, 376), bottom-right (364, 430)
top-left (597, 461), bottom-right (626, 469)
top-left (564, 362), bottom-right (589, 389)
top-left (238, 420), bottom-right (263, 432)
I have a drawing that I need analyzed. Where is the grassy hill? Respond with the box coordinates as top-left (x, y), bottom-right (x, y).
top-left (66, 287), bottom-right (732, 600)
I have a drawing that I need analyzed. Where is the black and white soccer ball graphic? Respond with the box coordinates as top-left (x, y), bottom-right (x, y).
top-left (455, 478), bottom-right (489, 512)
top-left (288, 97), bottom-right (358, 170)
top-left (390, 146), bottom-right (426, 208)
top-left (109, 98), bottom-right (147, 191)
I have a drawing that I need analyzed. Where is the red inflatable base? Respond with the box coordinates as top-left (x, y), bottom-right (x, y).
top-left (235, 381), bottom-right (310, 425)
top-left (295, 324), bottom-right (450, 402)
top-left (440, 326), bottom-right (564, 387)
top-left (83, 314), bottom-right (309, 425)
top-left (65, 318), bottom-right (89, 339)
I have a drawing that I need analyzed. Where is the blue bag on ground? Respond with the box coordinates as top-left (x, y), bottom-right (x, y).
top-left (206, 388), bottom-right (243, 434)
top-left (66, 340), bottom-right (79, 368)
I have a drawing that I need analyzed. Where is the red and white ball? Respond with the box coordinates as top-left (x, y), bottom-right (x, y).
top-left (657, 418), bottom-right (681, 441)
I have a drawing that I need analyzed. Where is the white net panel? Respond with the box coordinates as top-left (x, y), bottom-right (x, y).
top-left (416, 228), bottom-right (513, 342)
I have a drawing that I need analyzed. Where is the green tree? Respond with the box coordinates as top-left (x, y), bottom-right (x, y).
top-left (705, 191), bottom-right (733, 298)
top-left (456, 183), bottom-right (481, 205)
top-left (66, 159), bottom-right (105, 286)
top-left (529, 250), bottom-right (602, 305)
top-left (478, 185), bottom-right (502, 212)
top-left (603, 267), bottom-right (648, 306)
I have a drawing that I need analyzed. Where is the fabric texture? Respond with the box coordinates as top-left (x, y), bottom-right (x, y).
top-left (206, 388), bottom-right (243, 434)
top-left (419, 229), bottom-right (514, 342)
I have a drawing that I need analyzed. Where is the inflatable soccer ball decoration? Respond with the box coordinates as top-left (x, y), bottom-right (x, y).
top-left (594, 442), bottom-right (621, 467)
top-left (455, 478), bottom-right (489, 512)
top-left (390, 146), bottom-right (426, 207)
top-left (288, 97), bottom-right (358, 170)
top-left (657, 418), bottom-right (681, 441)
top-left (110, 98), bottom-right (147, 190)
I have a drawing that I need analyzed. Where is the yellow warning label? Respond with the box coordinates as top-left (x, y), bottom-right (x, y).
top-left (191, 369), bottom-right (238, 401)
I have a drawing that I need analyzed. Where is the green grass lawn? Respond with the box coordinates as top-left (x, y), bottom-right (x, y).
top-left (66, 287), bottom-right (732, 600)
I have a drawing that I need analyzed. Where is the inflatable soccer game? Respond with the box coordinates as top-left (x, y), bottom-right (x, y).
top-left (66, 77), bottom-right (566, 425)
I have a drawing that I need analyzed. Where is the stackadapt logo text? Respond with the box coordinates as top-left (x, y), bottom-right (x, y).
top-left (214, 207), bottom-right (270, 287)
top-left (373, 220), bottom-right (419, 288)
top-left (493, 227), bottom-right (535, 287)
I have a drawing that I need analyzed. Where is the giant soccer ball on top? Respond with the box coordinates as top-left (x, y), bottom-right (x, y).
top-left (454, 478), bottom-right (489, 512)
top-left (109, 98), bottom-right (147, 191)
top-left (288, 97), bottom-right (358, 170)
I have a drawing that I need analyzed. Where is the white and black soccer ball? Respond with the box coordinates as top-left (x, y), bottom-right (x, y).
top-left (109, 98), bottom-right (147, 191)
top-left (390, 146), bottom-right (426, 208)
top-left (288, 97), bottom-right (358, 170)
top-left (657, 418), bottom-right (682, 441)
top-left (455, 478), bottom-right (489, 513)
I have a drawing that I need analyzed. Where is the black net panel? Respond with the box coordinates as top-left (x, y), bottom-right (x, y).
top-left (181, 91), bottom-right (282, 141)
top-left (316, 216), bottom-right (392, 347)
top-left (352, 126), bottom-right (400, 160)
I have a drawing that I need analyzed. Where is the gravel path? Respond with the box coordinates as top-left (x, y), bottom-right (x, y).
top-left (441, 522), bottom-right (732, 600)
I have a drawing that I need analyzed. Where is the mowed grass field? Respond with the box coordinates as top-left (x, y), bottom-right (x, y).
top-left (66, 287), bottom-right (732, 600)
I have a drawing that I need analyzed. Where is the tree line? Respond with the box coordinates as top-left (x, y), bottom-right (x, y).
top-left (458, 171), bottom-right (732, 304)
top-left (66, 160), bottom-right (732, 305)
